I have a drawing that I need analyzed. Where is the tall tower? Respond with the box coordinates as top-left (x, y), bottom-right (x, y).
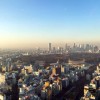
top-left (73, 43), bottom-right (76, 48)
top-left (48, 43), bottom-right (52, 52)
top-left (6, 58), bottom-right (11, 72)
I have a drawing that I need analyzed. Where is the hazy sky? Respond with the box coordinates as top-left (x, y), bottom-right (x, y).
top-left (0, 0), bottom-right (100, 48)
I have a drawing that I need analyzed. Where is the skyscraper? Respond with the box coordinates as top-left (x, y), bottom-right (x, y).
top-left (48, 43), bottom-right (52, 52)
top-left (73, 43), bottom-right (76, 48)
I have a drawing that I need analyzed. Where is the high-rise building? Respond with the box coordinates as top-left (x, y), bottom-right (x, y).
top-left (52, 66), bottom-right (61, 75)
top-left (85, 44), bottom-right (90, 51)
top-left (73, 43), bottom-right (76, 48)
top-left (48, 43), bottom-right (52, 52)
top-left (94, 46), bottom-right (99, 53)
top-left (6, 58), bottom-right (11, 72)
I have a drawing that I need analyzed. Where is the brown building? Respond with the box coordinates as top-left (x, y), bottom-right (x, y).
top-left (52, 66), bottom-right (61, 75)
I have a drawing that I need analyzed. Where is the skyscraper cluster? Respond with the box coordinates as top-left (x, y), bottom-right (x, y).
top-left (47, 43), bottom-right (99, 54)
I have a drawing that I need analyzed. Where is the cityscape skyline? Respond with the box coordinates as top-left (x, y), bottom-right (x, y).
top-left (0, 0), bottom-right (100, 48)
top-left (0, 42), bottom-right (99, 51)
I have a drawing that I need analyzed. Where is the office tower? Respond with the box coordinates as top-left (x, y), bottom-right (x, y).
top-left (52, 66), bottom-right (61, 75)
top-left (73, 43), bottom-right (76, 48)
top-left (48, 43), bottom-right (52, 52)
top-left (94, 46), bottom-right (99, 53)
top-left (6, 58), bottom-right (11, 72)
top-left (85, 44), bottom-right (90, 51)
